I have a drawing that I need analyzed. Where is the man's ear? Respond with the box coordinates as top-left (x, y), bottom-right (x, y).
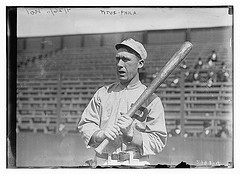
top-left (138, 59), bottom-right (144, 69)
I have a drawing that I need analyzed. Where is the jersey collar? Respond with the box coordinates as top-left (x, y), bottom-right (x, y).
top-left (118, 80), bottom-right (142, 90)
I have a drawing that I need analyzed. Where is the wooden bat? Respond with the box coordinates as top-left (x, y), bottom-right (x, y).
top-left (95, 41), bottom-right (193, 154)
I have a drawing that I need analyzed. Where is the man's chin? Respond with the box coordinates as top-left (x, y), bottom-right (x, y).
top-left (118, 77), bottom-right (128, 84)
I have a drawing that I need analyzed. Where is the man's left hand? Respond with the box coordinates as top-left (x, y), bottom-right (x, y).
top-left (116, 113), bottom-right (134, 136)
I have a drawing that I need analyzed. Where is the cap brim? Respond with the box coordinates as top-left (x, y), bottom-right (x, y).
top-left (115, 43), bottom-right (142, 59)
top-left (115, 43), bottom-right (129, 50)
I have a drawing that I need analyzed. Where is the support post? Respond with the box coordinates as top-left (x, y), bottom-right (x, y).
top-left (56, 73), bottom-right (62, 133)
top-left (180, 70), bottom-right (185, 137)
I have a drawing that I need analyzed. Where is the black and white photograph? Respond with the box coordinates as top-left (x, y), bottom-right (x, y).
top-left (6, 5), bottom-right (236, 171)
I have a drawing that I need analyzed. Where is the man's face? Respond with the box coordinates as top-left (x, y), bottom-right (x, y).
top-left (115, 48), bottom-right (143, 84)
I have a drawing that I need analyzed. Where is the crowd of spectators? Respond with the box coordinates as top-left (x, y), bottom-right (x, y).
top-left (185, 50), bottom-right (230, 86)
top-left (141, 50), bottom-right (231, 87)
top-left (168, 119), bottom-right (231, 138)
top-left (166, 50), bottom-right (232, 138)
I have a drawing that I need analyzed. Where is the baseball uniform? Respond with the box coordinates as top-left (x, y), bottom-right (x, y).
top-left (78, 80), bottom-right (167, 165)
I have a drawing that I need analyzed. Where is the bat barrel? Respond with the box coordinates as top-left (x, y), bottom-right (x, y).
top-left (127, 41), bottom-right (193, 118)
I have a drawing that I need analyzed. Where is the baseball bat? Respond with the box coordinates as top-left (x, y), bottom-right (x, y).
top-left (95, 41), bottom-right (193, 154)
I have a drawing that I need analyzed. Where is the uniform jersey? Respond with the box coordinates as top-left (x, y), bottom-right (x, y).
top-left (78, 80), bottom-right (167, 164)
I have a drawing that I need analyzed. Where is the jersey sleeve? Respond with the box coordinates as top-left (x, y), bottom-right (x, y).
top-left (140, 97), bottom-right (167, 156)
top-left (77, 88), bottom-right (103, 148)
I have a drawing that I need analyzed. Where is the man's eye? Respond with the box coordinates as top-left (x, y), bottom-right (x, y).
top-left (115, 56), bottom-right (129, 62)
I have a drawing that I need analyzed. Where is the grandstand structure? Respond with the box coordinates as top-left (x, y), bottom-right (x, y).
top-left (16, 26), bottom-right (232, 139)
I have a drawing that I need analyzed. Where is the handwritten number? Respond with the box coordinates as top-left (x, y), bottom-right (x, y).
top-left (25, 8), bottom-right (71, 16)
top-left (50, 8), bottom-right (54, 16)
top-left (36, 8), bottom-right (41, 13)
top-left (25, 8), bottom-right (29, 14)
top-left (64, 8), bottom-right (71, 14)
top-left (66, 8), bottom-right (71, 13)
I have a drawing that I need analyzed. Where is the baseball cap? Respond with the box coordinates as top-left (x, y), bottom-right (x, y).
top-left (115, 38), bottom-right (147, 60)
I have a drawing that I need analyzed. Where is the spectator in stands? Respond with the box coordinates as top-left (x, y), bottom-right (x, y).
top-left (194, 57), bottom-right (203, 70)
top-left (78, 38), bottom-right (167, 166)
top-left (170, 72), bottom-right (181, 87)
top-left (180, 60), bottom-right (188, 70)
top-left (179, 60), bottom-right (193, 84)
top-left (217, 62), bottom-right (229, 82)
top-left (208, 50), bottom-right (218, 62)
top-left (215, 120), bottom-right (230, 138)
top-left (204, 50), bottom-right (219, 70)
top-left (203, 57), bottom-right (215, 70)
top-left (207, 71), bottom-right (216, 87)
top-left (193, 71), bottom-right (200, 83)
top-left (200, 55), bottom-right (217, 84)
top-left (192, 57), bottom-right (205, 83)
top-left (198, 120), bottom-right (212, 138)
top-left (179, 60), bottom-right (188, 79)
top-left (169, 120), bottom-right (181, 137)
top-left (183, 131), bottom-right (193, 138)
top-left (185, 70), bottom-right (195, 83)
top-left (170, 77), bottom-right (180, 87)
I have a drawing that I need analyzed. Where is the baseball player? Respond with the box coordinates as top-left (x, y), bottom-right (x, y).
top-left (78, 38), bottom-right (167, 166)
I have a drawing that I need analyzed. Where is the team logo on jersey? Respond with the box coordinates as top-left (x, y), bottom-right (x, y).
top-left (132, 106), bottom-right (154, 122)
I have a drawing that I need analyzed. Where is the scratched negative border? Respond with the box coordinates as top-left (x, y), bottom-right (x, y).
top-left (7, 6), bottom-right (233, 169)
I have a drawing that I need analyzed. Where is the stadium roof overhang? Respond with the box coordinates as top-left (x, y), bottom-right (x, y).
top-left (17, 7), bottom-right (233, 37)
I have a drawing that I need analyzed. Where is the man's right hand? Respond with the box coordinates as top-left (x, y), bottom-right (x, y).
top-left (93, 125), bottom-right (122, 144)
top-left (103, 124), bottom-right (122, 140)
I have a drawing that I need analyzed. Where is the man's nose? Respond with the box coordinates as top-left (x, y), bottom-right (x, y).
top-left (117, 58), bottom-right (124, 67)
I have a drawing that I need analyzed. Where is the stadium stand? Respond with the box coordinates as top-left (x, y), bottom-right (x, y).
top-left (16, 26), bottom-right (232, 139)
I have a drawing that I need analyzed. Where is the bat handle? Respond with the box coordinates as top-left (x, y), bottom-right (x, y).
top-left (95, 118), bottom-right (135, 154)
top-left (95, 138), bottom-right (110, 154)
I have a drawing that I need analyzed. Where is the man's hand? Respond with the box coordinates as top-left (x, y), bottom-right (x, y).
top-left (92, 114), bottom-right (134, 146)
top-left (104, 124), bottom-right (122, 140)
top-left (116, 113), bottom-right (134, 136)
top-left (94, 124), bottom-right (122, 143)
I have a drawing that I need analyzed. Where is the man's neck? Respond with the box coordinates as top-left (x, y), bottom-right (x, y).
top-left (120, 76), bottom-right (141, 89)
